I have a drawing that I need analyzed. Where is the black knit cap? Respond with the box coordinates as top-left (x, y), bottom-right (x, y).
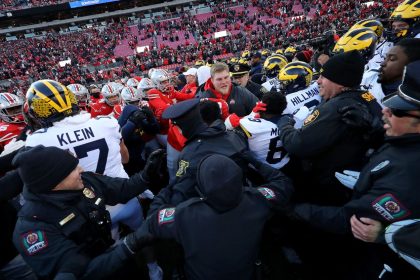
top-left (13, 145), bottom-right (79, 193)
top-left (320, 50), bottom-right (365, 87)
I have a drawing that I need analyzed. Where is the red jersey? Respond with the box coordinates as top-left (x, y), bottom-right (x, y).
top-left (0, 121), bottom-right (25, 151)
top-left (90, 101), bottom-right (114, 118)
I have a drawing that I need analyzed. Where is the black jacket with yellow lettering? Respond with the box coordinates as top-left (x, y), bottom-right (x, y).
top-left (279, 89), bottom-right (383, 204)
top-left (13, 172), bottom-right (149, 280)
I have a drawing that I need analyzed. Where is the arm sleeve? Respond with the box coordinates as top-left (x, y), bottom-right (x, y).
top-left (0, 170), bottom-right (23, 202)
top-left (256, 163), bottom-right (294, 209)
top-left (279, 106), bottom-right (347, 158)
top-left (82, 172), bottom-right (149, 205)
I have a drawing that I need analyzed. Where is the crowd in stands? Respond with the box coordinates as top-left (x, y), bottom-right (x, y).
top-left (0, 0), bottom-right (400, 94)
top-left (0, 0), bottom-right (72, 11)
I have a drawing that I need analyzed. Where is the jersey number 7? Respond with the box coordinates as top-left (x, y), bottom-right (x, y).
top-left (74, 139), bottom-right (109, 174)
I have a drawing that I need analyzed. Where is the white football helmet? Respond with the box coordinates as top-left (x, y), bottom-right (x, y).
top-left (121, 86), bottom-right (142, 105)
top-left (0, 92), bottom-right (24, 123)
top-left (150, 69), bottom-right (172, 92)
top-left (137, 78), bottom-right (155, 99)
top-left (67, 84), bottom-right (89, 110)
top-left (148, 68), bottom-right (156, 78)
top-left (126, 78), bottom-right (139, 88)
top-left (101, 83), bottom-right (121, 106)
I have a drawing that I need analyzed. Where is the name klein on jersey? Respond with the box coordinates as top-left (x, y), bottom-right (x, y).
top-left (57, 127), bottom-right (95, 146)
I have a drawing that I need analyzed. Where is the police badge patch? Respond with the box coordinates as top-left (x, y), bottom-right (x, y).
top-left (21, 230), bottom-right (48, 255)
top-left (158, 208), bottom-right (176, 225)
top-left (176, 160), bottom-right (189, 177)
top-left (303, 110), bottom-right (319, 126)
top-left (257, 187), bottom-right (276, 200)
top-left (371, 193), bottom-right (411, 221)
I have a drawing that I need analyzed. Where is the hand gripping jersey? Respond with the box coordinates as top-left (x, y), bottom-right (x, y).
top-left (360, 70), bottom-right (385, 108)
top-left (0, 121), bottom-right (25, 150)
top-left (262, 77), bottom-right (282, 92)
top-left (282, 82), bottom-right (321, 115)
top-left (239, 116), bottom-right (290, 169)
top-left (25, 112), bottom-right (128, 178)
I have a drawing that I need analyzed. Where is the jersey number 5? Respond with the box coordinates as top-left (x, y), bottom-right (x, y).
top-left (74, 139), bottom-right (109, 174)
top-left (266, 136), bottom-right (287, 164)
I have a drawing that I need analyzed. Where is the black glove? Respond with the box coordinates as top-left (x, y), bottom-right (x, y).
top-left (140, 106), bottom-right (155, 121)
top-left (277, 114), bottom-right (295, 130)
top-left (123, 224), bottom-right (154, 254)
top-left (141, 149), bottom-right (166, 182)
top-left (338, 103), bottom-right (372, 130)
top-left (241, 150), bottom-right (262, 169)
top-left (129, 109), bottom-right (147, 128)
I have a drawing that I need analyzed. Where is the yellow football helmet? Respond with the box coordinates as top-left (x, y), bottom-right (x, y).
top-left (389, 0), bottom-right (420, 41)
top-left (241, 50), bottom-right (251, 60)
top-left (275, 49), bottom-right (284, 54)
top-left (26, 80), bottom-right (79, 127)
top-left (284, 46), bottom-right (297, 62)
top-left (195, 60), bottom-right (205, 67)
top-left (332, 28), bottom-right (378, 62)
top-left (263, 54), bottom-right (288, 78)
top-left (261, 49), bottom-right (270, 57)
top-left (279, 61), bottom-right (313, 94)
top-left (229, 57), bottom-right (239, 65)
top-left (350, 19), bottom-right (384, 38)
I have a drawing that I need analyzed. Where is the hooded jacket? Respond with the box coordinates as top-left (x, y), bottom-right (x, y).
top-left (145, 154), bottom-right (293, 280)
top-left (150, 120), bottom-right (248, 211)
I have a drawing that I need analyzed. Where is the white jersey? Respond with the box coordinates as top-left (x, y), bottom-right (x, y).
top-left (283, 82), bottom-right (321, 115)
top-left (239, 116), bottom-right (289, 169)
top-left (26, 112), bottom-right (128, 178)
top-left (365, 40), bottom-right (393, 71)
top-left (360, 69), bottom-right (385, 108)
top-left (262, 77), bottom-right (282, 92)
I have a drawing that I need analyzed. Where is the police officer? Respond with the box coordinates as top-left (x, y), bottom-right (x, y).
top-left (287, 61), bottom-right (420, 279)
top-left (150, 99), bottom-right (247, 211)
top-left (12, 146), bottom-right (165, 279)
top-left (230, 59), bottom-right (268, 100)
top-left (277, 51), bottom-right (383, 205)
top-left (143, 153), bottom-right (293, 280)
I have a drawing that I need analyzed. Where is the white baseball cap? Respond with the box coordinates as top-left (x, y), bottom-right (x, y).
top-left (183, 68), bottom-right (198, 76)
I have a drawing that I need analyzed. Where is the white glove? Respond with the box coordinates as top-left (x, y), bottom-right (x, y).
top-left (139, 189), bottom-right (154, 200)
top-left (335, 170), bottom-right (360, 190)
top-left (0, 139), bottom-right (25, 157)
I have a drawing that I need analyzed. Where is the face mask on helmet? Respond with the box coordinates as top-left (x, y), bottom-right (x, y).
top-left (121, 86), bottom-right (141, 106)
top-left (151, 69), bottom-right (172, 92)
top-left (263, 55), bottom-right (288, 79)
top-left (387, 0), bottom-right (420, 42)
top-left (101, 84), bottom-right (121, 106)
top-left (278, 62), bottom-right (313, 94)
top-left (26, 80), bottom-right (79, 127)
top-left (0, 92), bottom-right (24, 123)
top-left (67, 84), bottom-right (89, 111)
top-left (332, 28), bottom-right (378, 63)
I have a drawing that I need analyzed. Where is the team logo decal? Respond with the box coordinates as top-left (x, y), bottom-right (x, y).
top-left (371, 193), bottom-right (411, 221)
top-left (21, 230), bottom-right (48, 255)
top-left (158, 208), bottom-right (176, 225)
top-left (303, 110), bottom-right (319, 126)
top-left (176, 160), bottom-right (189, 177)
top-left (83, 188), bottom-right (95, 199)
top-left (371, 160), bottom-right (390, 172)
top-left (257, 187), bottom-right (276, 200)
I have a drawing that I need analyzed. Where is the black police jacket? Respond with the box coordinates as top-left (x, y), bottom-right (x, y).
top-left (293, 134), bottom-right (420, 235)
top-left (146, 163), bottom-right (293, 280)
top-left (280, 90), bottom-right (383, 192)
top-left (13, 171), bottom-right (149, 279)
top-left (246, 80), bottom-right (268, 100)
top-left (150, 120), bottom-right (248, 212)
